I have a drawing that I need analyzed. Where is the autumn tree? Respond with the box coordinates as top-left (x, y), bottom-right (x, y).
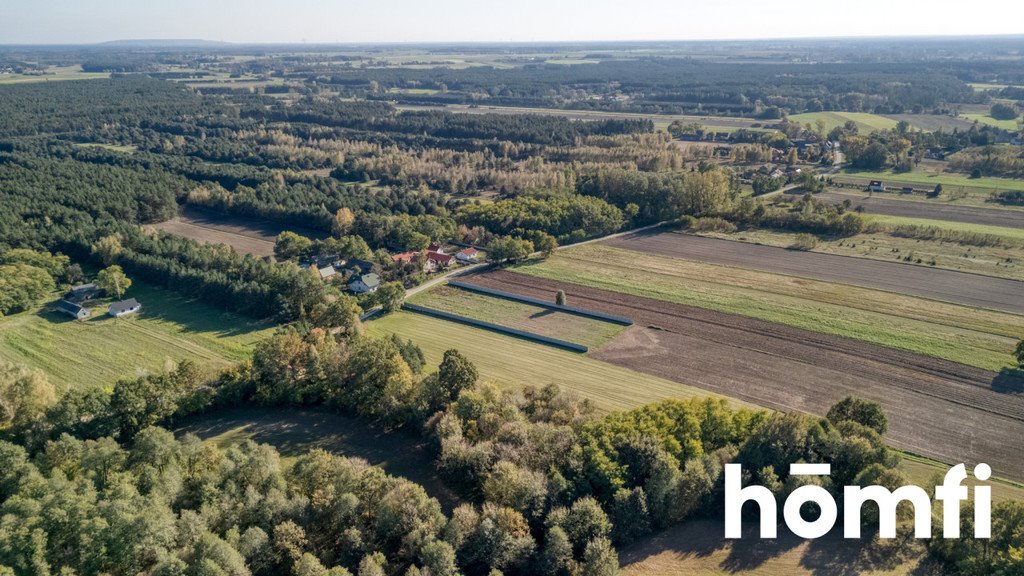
top-left (96, 264), bottom-right (132, 299)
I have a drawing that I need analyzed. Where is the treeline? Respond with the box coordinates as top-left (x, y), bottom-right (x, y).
top-left (5, 322), bottom-right (1021, 575)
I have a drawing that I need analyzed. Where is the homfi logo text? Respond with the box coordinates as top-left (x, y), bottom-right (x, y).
top-left (724, 462), bottom-right (991, 539)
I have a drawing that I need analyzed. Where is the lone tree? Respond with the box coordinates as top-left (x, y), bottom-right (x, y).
top-left (555, 290), bottom-right (567, 306)
top-left (1015, 340), bottom-right (1024, 368)
top-left (438, 349), bottom-right (478, 402)
top-left (96, 265), bottom-right (132, 299)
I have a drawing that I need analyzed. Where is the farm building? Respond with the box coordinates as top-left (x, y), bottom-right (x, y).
top-left (318, 265), bottom-right (337, 280)
top-left (867, 180), bottom-right (885, 192)
top-left (108, 298), bottom-right (141, 317)
top-left (56, 299), bottom-right (90, 320)
top-left (67, 283), bottom-right (102, 302)
top-left (456, 248), bottom-right (480, 263)
top-left (348, 273), bottom-right (380, 294)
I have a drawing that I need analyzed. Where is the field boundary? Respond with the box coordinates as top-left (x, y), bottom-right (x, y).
top-left (401, 303), bottom-right (589, 352)
top-left (448, 280), bottom-right (634, 325)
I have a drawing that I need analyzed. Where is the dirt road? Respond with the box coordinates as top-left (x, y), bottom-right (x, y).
top-left (604, 230), bottom-right (1024, 314)
top-left (460, 270), bottom-right (1024, 481)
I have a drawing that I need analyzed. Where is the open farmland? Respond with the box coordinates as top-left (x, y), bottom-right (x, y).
top-left (787, 111), bottom-right (899, 133)
top-left (962, 112), bottom-right (1022, 130)
top-left (150, 206), bottom-right (327, 257)
top-left (793, 189), bottom-right (1024, 229)
top-left (835, 168), bottom-right (1024, 196)
top-left (514, 243), bottom-right (1021, 371)
top-left (365, 310), bottom-right (738, 411)
top-left (407, 284), bottom-right (626, 349)
top-left (604, 230), bottom-right (1024, 314)
top-left (0, 281), bottom-right (275, 391)
top-left (690, 227), bottom-right (1024, 280)
top-left (459, 269), bottom-right (1024, 481)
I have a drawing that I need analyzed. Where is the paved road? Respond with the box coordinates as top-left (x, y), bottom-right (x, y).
top-left (791, 189), bottom-right (1024, 229)
top-left (605, 231), bottom-right (1024, 315)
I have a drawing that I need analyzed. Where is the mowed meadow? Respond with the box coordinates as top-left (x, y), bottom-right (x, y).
top-left (0, 280), bottom-right (275, 391)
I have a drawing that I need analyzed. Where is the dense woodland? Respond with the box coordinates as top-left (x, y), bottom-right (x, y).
top-left (2, 318), bottom-right (1022, 576)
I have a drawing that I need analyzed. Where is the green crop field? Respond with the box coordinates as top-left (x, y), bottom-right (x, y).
top-left (838, 168), bottom-right (1024, 194)
top-left (408, 285), bottom-right (625, 349)
top-left (962, 113), bottom-right (1022, 130)
top-left (787, 111), bottom-right (899, 133)
top-left (0, 67), bottom-right (110, 85)
top-left (0, 281), bottom-right (276, 391)
top-left (513, 244), bottom-right (1022, 371)
top-left (366, 310), bottom-right (736, 411)
top-left (865, 213), bottom-right (1024, 242)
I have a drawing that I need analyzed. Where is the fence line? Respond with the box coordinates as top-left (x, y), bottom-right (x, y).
top-left (447, 281), bottom-right (634, 326)
top-left (401, 303), bottom-right (589, 353)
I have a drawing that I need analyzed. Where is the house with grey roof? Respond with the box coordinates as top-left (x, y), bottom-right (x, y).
top-left (348, 273), bottom-right (380, 294)
top-left (56, 299), bottom-right (90, 320)
top-left (108, 298), bottom-right (141, 317)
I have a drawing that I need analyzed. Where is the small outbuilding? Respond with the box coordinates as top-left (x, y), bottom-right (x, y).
top-left (56, 299), bottom-right (90, 320)
top-left (108, 298), bottom-right (141, 318)
top-left (67, 283), bottom-right (102, 302)
top-left (867, 180), bottom-right (885, 192)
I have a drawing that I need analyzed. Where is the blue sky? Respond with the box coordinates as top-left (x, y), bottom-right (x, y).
top-left (1, 0), bottom-right (1021, 44)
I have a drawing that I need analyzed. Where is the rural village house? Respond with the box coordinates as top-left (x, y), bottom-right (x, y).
top-left (348, 272), bottom-right (380, 294)
top-left (455, 248), bottom-right (479, 263)
top-left (56, 299), bottom-right (90, 320)
top-left (108, 298), bottom-right (141, 317)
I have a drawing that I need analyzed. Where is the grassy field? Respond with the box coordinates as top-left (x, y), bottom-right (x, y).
top-left (408, 285), bottom-right (625, 349)
top-left (838, 168), bottom-right (1024, 194)
top-left (962, 113), bottom-right (1022, 130)
top-left (73, 143), bottom-right (138, 153)
top-left (864, 213), bottom-right (1024, 242)
top-left (366, 310), bottom-right (741, 411)
top-left (0, 67), bottom-right (110, 85)
top-left (0, 281), bottom-right (276, 391)
top-left (787, 111), bottom-right (899, 133)
top-left (513, 244), bottom-right (1021, 371)
top-left (696, 227), bottom-right (1024, 281)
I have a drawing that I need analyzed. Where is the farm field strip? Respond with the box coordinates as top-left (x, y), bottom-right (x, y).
top-left (691, 227), bottom-right (1024, 281)
top-left (408, 285), bottom-right (625, 350)
top-left (365, 311), bottom-right (740, 411)
top-left (787, 111), bottom-right (899, 133)
top-left (863, 213), bottom-right (1024, 241)
top-left (836, 169), bottom-right (1024, 193)
top-left (150, 206), bottom-right (327, 257)
top-left (796, 189), bottom-right (1024, 229)
top-left (463, 269), bottom-right (1024, 482)
top-left (602, 231), bottom-right (1024, 315)
top-left (512, 244), bottom-right (1020, 371)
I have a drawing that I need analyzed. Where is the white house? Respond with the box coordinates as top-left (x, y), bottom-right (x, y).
top-left (455, 248), bottom-right (480, 263)
top-left (348, 273), bottom-right (380, 294)
top-left (108, 298), bottom-right (141, 317)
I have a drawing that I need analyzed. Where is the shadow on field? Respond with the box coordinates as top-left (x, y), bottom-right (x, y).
top-left (620, 519), bottom-right (933, 575)
top-left (992, 368), bottom-right (1024, 394)
top-left (175, 407), bottom-right (463, 512)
